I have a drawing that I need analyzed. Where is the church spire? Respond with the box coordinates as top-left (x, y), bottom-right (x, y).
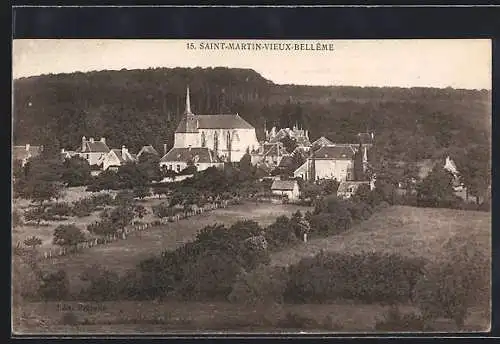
top-left (185, 86), bottom-right (193, 115)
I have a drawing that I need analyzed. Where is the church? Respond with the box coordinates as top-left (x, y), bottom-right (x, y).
top-left (162, 87), bottom-right (260, 168)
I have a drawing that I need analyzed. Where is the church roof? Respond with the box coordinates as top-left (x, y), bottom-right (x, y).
top-left (313, 145), bottom-right (355, 160)
top-left (77, 141), bottom-right (110, 153)
top-left (197, 114), bottom-right (254, 129)
top-left (160, 147), bottom-right (221, 164)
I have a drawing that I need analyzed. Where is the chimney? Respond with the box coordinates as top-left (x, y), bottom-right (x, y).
top-left (82, 136), bottom-right (86, 151)
top-left (61, 148), bottom-right (65, 154)
top-left (188, 145), bottom-right (192, 152)
top-left (89, 137), bottom-right (95, 143)
top-left (25, 144), bottom-right (30, 151)
top-left (100, 137), bottom-right (106, 144)
top-left (122, 145), bottom-right (127, 158)
top-left (163, 143), bottom-right (168, 155)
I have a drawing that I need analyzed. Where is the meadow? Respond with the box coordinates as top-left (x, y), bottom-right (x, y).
top-left (13, 202), bottom-right (491, 334)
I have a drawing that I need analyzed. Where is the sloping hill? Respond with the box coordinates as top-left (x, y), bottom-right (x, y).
top-left (270, 206), bottom-right (491, 267)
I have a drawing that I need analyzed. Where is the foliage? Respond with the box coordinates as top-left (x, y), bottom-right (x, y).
top-left (137, 152), bottom-right (162, 182)
top-left (133, 185), bottom-right (150, 199)
top-left (228, 265), bottom-right (289, 305)
top-left (86, 169), bottom-right (120, 191)
top-left (24, 206), bottom-right (49, 226)
top-left (280, 136), bottom-right (298, 154)
top-left (23, 236), bottom-right (42, 250)
top-left (264, 215), bottom-right (299, 250)
top-left (417, 166), bottom-right (458, 208)
top-left (38, 269), bottom-right (70, 301)
top-left (79, 265), bottom-right (120, 301)
top-left (61, 156), bottom-right (92, 187)
top-left (12, 210), bottom-right (23, 228)
top-left (15, 156), bottom-right (63, 205)
top-left (284, 250), bottom-right (428, 304)
top-left (415, 234), bottom-right (489, 328)
top-left (46, 202), bottom-right (73, 218)
top-left (152, 202), bottom-right (181, 218)
top-left (53, 224), bottom-right (86, 250)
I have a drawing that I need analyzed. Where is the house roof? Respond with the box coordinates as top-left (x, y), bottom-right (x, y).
top-left (337, 181), bottom-right (370, 193)
top-left (311, 136), bottom-right (334, 147)
top-left (271, 180), bottom-right (298, 191)
top-left (77, 141), bottom-right (110, 153)
top-left (137, 145), bottom-right (159, 157)
top-left (110, 149), bottom-right (136, 164)
top-left (175, 114), bottom-right (254, 133)
top-left (313, 145), bottom-right (356, 160)
top-left (160, 147), bottom-right (221, 164)
top-left (13, 145), bottom-right (43, 161)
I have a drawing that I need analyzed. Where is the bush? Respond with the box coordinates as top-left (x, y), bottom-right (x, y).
top-left (285, 251), bottom-right (427, 304)
top-left (375, 305), bottom-right (429, 331)
top-left (46, 202), bottom-right (73, 218)
top-left (152, 203), bottom-right (181, 218)
top-left (79, 265), bottom-right (120, 301)
top-left (415, 234), bottom-right (489, 328)
top-left (264, 216), bottom-right (299, 250)
top-left (228, 265), bottom-right (288, 305)
top-left (38, 269), bottom-right (70, 300)
top-left (71, 199), bottom-right (93, 217)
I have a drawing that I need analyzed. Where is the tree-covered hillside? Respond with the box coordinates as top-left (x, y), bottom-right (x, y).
top-left (13, 67), bottom-right (490, 165)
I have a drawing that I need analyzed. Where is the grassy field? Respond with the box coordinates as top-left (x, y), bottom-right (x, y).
top-left (13, 205), bottom-right (491, 334)
top-left (270, 205), bottom-right (491, 267)
top-left (35, 201), bottom-right (312, 291)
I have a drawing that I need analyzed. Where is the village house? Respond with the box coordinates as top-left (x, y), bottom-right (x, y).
top-left (270, 179), bottom-right (301, 201)
top-left (100, 146), bottom-right (137, 171)
top-left (75, 136), bottom-right (110, 167)
top-left (294, 145), bottom-right (359, 182)
top-left (265, 124), bottom-right (312, 151)
top-left (250, 141), bottom-right (288, 167)
top-left (13, 144), bottom-right (44, 167)
top-left (159, 146), bottom-right (223, 173)
top-left (172, 87), bottom-right (260, 163)
top-left (136, 145), bottom-right (160, 160)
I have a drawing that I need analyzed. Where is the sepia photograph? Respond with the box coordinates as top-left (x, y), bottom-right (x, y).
top-left (11, 39), bottom-right (491, 334)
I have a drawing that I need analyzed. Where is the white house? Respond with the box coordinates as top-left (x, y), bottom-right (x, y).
top-left (294, 145), bottom-right (357, 182)
top-left (271, 180), bottom-right (300, 201)
top-left (160, 146), bottom-right (223, 173)
top-left (75, 136), bottom-right (110, 166)
top-left (100, 146), bottom-right (137, 171)
top-left (173, 87), bottom-right (260, 163)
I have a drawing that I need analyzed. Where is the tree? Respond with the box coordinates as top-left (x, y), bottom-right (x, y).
top-left (280, 136), bottom-right (298, 154)
top-left (61, 156), bottom-right (92, 187)
top-left (417, 166), bottom-right (456, 208)
top-left (133, 185), bottom-right (150, 200)
top-left (353, 142), bottom-right (365, 181)
top-left (53, 224), bottom-right (86, 252)
top-left (138, 152), bottom-right (162, 182)
top-left (23, 236), bottom-right (42, 250)
top-left (15, 156), bottom-right (63, 206)
top-left (239, 149), bottom-right (253, 174)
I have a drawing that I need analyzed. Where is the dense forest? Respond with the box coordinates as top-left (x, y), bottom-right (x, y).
top-left (13, 67), bottom-right (491, 166)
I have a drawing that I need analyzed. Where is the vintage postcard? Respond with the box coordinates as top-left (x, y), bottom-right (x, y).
top-left (11, 39), bottom-right (491, 335)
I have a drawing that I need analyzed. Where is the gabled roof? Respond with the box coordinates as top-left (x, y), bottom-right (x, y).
top-left (278, 156), bottom-right (294, 168)
top-left (311, 136), bottom-right (334, 147)
top-left (78, 141), bottom-right (110, 153)
top-left (13, 145), bottom-right (43, 161)
top-left (110, 149), bottom-right (137, 163)
top-left (160, 147), bottom-right (221, 164)
top-left (313, 145), bottom-right (355, 160)
top-left (197, 114), bottom-right (254, 129)
top-left (137, 145), bottom-right (159, 157)
top-left (271, 180), bottom-right (298, 191)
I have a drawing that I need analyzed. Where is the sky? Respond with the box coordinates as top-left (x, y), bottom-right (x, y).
top-left (12, 39), bottom-right (491, 90)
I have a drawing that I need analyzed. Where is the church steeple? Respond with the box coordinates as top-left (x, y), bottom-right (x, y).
top-left (185, 86), bottom-right (193, 115)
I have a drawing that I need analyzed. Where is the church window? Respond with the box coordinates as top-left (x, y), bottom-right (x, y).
top-left (214, 131), bottom-right (219, 152)
top-left (201, 132), bottom-right (206, 147)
